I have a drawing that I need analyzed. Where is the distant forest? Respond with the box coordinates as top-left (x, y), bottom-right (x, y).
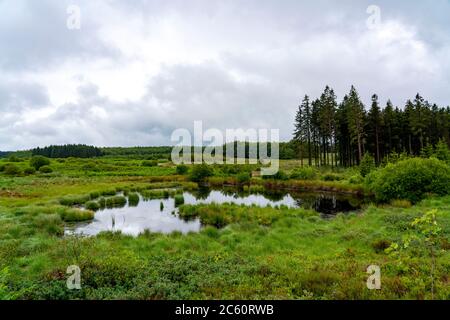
top-left (32, 145), bottom-right (103, 158)
top-left (293, 86), bottom-right (450, 167)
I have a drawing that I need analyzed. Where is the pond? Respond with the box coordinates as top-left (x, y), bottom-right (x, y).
top-left (65, 188), bottom-right (365, 237)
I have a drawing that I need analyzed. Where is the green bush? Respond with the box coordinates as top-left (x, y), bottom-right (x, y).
top-left (142, 160), bottom-right (158, 167)
top-left (189, 164), bottom-right (214, 182)
top-left (236, 172), bottom-right (251, 184)
top-left (3, 164), bottom-right (21, 176)
top-left (263, 170), bottom-right (288, 180)
top-left (290, 166), bottom-right (317, 180)
top-left (24, 167), bottom-right (36, 175)
top-left (365, 158), bottom-right (450, 203)
top-left (321, 173), bottom-right (343, 181)
top-left (30, 156), bottom-right (50, 170)
top-left (176, 164), bottom-right (189, 175)
top-left (359, 152), bottom-right (375, 177)
top-left (39, 165), bottom-right (53, 173)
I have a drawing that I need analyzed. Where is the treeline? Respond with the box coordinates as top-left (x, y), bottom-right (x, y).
top-left (102, 146), bottom-right (173, 159)
top-left (32, 144), bottom-right (103, 158)
top-left (293, 86), bottom-right (450, 167)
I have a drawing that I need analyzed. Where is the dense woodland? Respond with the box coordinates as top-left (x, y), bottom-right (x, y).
top-left (32, 145), bottom-right (103, 158)
top-left (293, 85), bottom-right (450, 167)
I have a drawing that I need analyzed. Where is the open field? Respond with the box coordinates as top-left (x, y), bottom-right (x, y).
top-left (0, 156), bottom-right (448, 299)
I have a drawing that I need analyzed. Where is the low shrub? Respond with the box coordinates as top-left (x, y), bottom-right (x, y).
top-left (290, 166), bottom-right (317, 180)
top-left (321, 173), bottom-right (344, 182)
top-left (142, 160), bottom-right (158, 167)
top-left (365, 158), bottom-right (450, 203)
top-left (371, 239), bottom-right (392, 253)
top-left (4, 164), bottom-right (21, 176)
top-left (236, 172), bottom-right (251, 184)
top-left (189, 164), bottom-right (214, 182)
top-left (176, 164), bottom-right (189, 175)
top-left (30, 156), bottom-right (50, 170)
top-left (24, 167), bottom-right (36, 175)
top-left (39, 165), bottom-right (53, 173)
top-left (359, 152), bottom-right (376, 177)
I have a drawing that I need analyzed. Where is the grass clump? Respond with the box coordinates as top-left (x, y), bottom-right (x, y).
top-left (105, 196), bottom-right (127, 208)
top-left (3, 164), bottom-right (21, 176)
top-left (59, 194), bottom-right (90, 206)
top-left (174, 194), bottom-right (185, 207)
top-left (128, 193), bottom-right (140, 206)
top-left (85, 201), bottom-right (101, 211)
top-left (58, 208), bottom-right (95, 222)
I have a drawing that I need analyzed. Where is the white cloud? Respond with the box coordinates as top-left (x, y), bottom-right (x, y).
top-left (0, 0), bottom-right (449, 150)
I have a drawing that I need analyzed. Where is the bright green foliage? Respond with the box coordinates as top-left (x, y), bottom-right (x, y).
top-left (58, 208), bottom-right (95, 222)
top-left (366, 158), bottom-right (450, 203)
top-left (290, 166), bottom-right (317, 180)
top-left (359, 152), bottom-right (375, 177)
top-left (30, 156), bottom-right (50, 170)
top-left (85, 201), bottom-right (100, 211)
top-left (434, 139), bottom-right (450, 163)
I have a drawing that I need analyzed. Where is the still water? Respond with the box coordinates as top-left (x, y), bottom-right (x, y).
top-left (65, 188), bottom-right (364, 236)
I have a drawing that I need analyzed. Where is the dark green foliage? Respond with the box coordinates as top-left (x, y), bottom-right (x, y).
top-left (24, 167), bottom-right (36, 175)
top-left (128, 193), bottom-right (140, 206)
top-left (32, 144), bottom-right (102, 158)
top-left (3, 164), bottom-right (21, 176)
top-left (174, 194), bottom-right (185, 207)
top-left (359, 152), bottom-right (375, 177)
top-left (366, 158), bottom-right (450, 203)
top-left (142, 160), bottom-right (158, 167)
top-left (30, 156), bottom-right (50, 170)
top-left (189, 164), bottom-right (214, 182)
top-left (236, 172), bottom-right (251, 184)
top-left (176, 164), bottom-right (189, 175)
top-left (263, 170), bottom-right (288, 180)
top-left (39, 165), bottom-right (53, 173)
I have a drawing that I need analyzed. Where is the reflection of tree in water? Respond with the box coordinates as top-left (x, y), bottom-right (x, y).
top-left (292, 192), bottom-right (361, 215)
top-left (191, 187), bottom-right (212, 200)
top-left (262, 191), bottom-right (287, 202)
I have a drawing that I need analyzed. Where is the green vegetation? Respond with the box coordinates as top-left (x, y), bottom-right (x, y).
top-left (30, 156), bottom-right (50, 170)
top-left (190, 164), bottom-right (214, 182)
top-left (365, 158), bottom-right (450, 203)
top-left (0, 153), bottom-right (448, 300)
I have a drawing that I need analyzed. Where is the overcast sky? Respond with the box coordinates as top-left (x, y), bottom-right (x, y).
top-left (1, 0), bottom-right (449, 150)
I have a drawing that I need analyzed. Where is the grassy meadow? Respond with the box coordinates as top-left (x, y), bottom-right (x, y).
top-left (0, 155), bottom-right (449, 300)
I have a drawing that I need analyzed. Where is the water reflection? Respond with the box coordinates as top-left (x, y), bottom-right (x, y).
top-left (65, 188), bottom-right (365, 236)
